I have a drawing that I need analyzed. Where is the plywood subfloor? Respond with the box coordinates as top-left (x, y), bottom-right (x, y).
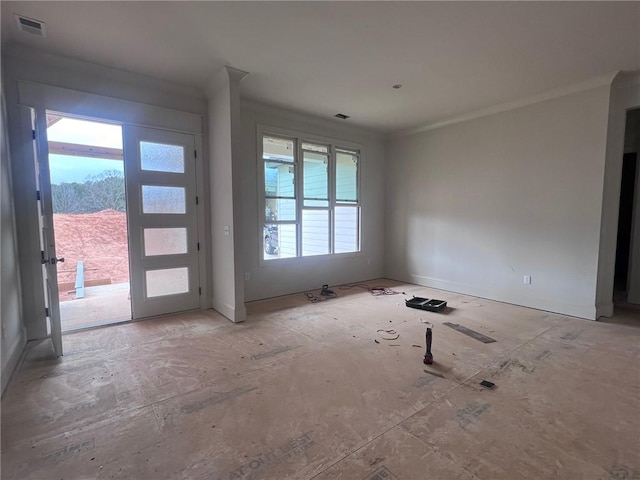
top-left (1, 280), bottom-right (639, 479)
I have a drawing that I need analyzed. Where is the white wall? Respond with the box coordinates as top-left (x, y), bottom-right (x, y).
top-left (241, 102), bottom-right (386, 301)
top-left (385, 84), bottom-right (612, 320)
top-left (1, 78), bottom-right (26, 394)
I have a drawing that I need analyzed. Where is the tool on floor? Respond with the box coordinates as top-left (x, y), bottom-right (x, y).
top-left (320, 284), bottom-right (336, 296)
top-left (406, 296), bottom-right (447, 311)
top-left (423, 326), bottom-right (433, 365)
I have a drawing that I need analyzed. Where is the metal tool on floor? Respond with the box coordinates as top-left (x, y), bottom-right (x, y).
top-left (320, 284), bottom-right (335, 296)
top-left (423, 326), bottom-right (433, 365)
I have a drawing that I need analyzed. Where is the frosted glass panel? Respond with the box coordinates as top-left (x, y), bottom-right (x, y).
top-left (142, 186), bottom-right (186, 214)
top-left (302, 210), bottom-right (329, 256)
top-left (140, 141), bottom-right (184, 173)
top-left (144, 228), bottom-right (187, 256)
top-left (335, 206), bottom-right (359, 253)
top-left (146, 267), bottom-right (189, 297)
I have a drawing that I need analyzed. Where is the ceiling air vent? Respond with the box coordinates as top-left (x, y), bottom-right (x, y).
top-left (15, 15), bottom-right (47, 38)
top-left (334, 113), bottom-right (350, 120)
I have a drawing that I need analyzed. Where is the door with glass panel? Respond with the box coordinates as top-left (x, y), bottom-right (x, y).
top-left (123, 126), bottom-right (200, 319)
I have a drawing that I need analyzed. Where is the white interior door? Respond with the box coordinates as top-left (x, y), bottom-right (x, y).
top-left (123, 126), bottom-right (200, 318)
top-left (24, 106), bottom-right (63, 355)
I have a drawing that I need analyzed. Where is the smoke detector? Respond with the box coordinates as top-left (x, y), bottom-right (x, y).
top-left (15, 15), bottom-right (47, 38)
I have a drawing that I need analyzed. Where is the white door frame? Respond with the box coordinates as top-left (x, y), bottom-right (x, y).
top-left (13, 81), bottom-right (208, 342)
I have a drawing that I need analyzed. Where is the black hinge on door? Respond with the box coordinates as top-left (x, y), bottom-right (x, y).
top-left (196, 196), bottom-right (199, 205)
top-left (32, 129), bottom-right (36, 140)
top-left (194, 150), bottom-right (197, 159)
top-left (45, 307), bottom-right (49, 317)
top-left (36, 190), bottom-right (41, 201)
top-left (41, 250), bottom-right (46, 264)
top-left (199, 287), bottom-right (202, 295)
top-left (197, 242), bottom-right (200, 251)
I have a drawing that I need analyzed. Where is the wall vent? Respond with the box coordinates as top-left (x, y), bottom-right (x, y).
top-left (15, 15), bottom-right (46, 38)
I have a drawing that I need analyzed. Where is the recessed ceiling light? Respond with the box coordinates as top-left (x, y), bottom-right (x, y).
top-left (334, 113), bottom-right (350, 120)
top-left (15, 14), bottom-right (46, 38)
top-left (392, 84), bottom-right (402, 89)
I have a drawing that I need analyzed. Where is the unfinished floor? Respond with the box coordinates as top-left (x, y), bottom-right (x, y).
top-left (1, 280), bottom-right (639, 480)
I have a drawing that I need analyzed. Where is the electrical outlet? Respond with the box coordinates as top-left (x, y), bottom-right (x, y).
top-left (524, 275), bottom-right (531, 285)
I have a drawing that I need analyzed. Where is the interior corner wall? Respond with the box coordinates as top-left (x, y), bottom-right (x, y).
top-left (240, 102), bottom-right (386, 302)
top-left (1, 77), bottom-right (26, 395)
top-left (385, 85), bottom-right (612, 320)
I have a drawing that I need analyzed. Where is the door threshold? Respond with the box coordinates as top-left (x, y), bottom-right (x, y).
top-left (62, 317), bottom-right (135, 335)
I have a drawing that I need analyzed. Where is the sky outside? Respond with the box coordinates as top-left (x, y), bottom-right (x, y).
top-left (47, 117), bottom-right (123, 184)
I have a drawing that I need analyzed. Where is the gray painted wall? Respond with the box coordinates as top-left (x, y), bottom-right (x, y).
top-left (385, 85), bottom-right (612, 320)
top-left (240, 102), bottom-right (386, 301)
top-left (1, 79), bottom-right (26, 394)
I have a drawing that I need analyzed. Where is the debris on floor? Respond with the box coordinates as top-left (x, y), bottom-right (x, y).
top-left (480, 380), bottom-right (496, 389)
top-left (443, 321), bottom-right (497, 343)
top-left (339, 283), bottom-right (406, 296)
top-left (376, 329), bottom-right (399, 341)
top-left (423, 369), bottom-right (445, 378)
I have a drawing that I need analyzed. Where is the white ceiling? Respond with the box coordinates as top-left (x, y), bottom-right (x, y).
top-left (2, 1), bottom-right (639, 133)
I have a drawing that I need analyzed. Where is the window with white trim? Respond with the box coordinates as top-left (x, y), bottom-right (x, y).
top-left (261, 131), bottom-right (360, 261)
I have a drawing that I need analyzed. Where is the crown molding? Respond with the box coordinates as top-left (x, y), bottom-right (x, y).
top-left (390, 71), bottom-right (619, 139)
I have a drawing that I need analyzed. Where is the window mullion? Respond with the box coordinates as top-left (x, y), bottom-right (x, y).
top-left (329, 144), bottom-right (335, 254)
top-left (296, 140), bottom-right (303, 257)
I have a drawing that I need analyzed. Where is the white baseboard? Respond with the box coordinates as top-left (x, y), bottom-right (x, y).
top-left (595, 301), bottom-right (614, 319)
top-left (386, 272), bottom-right (597, 320)
top-left (1, 330), bottom-right (26, 396)
top-left (212, 298), bottom-right (246, 323)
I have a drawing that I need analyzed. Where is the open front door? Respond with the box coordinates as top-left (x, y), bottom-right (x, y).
top-left (123, 126), bottom-right (200, 319)
top-left (24, 106), bottom-right (63, 355)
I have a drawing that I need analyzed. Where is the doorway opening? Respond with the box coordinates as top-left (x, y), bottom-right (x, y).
top-left (614, 107), bottom-right (640, 304)
top-left (46, 112), bottom-right (132, 331)
top-left (614, 153), bottom-right (636, 301)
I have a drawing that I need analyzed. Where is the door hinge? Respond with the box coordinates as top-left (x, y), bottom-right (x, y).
top-left (45, 307), bottom-right (50, 317)
top-left (199, 287), bottom-right (202, 295)
top-left (36, 190), bottom-right (41, 201)
top-left (194, 149), bottom-right (197, 159)
top-left (197, 242), bottom-right (200, 251)
top-left (32, 129), bottom-right (36, 140)
top-left (196, 196), bottom-right (199, 205)
top-left (41, 250), bottom-right (46, 264)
